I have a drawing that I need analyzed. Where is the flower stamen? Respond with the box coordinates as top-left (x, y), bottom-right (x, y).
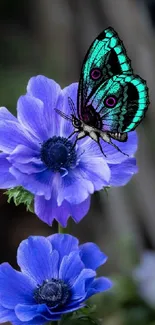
top-left (40, 136), bottom-right (77, 172)
top-left (34, 278), bottom-right (70, 308)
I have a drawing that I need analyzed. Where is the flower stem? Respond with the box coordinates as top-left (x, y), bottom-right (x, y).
top-left (58, 218), bottom-right (71, 234)
top-left (58, 223), bottom-right (69, 234)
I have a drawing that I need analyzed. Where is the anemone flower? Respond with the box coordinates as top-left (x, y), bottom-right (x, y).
top-left (0, 233), bottom-right (112, 324)
top-left (0, 75), bottom-right (138, 226)
top-left (133, 251), bottom-right (155, 308)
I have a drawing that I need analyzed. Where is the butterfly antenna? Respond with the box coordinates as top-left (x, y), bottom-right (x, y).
top-left (68, 97), bottom-right (76, 116)
top-left (54, 108), bottom-right (72, 121)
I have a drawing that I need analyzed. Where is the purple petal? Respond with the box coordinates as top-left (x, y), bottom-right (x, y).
top-left (0, 106), bottom-right (17, 122)
top-left (60, 83), bottom-right (78, 138)
top-left (0, 263), bottom-right (35, 308)
top-left (78, 136), bottom-right (104, 156)
top-left (15, 304), bottom-right (50, 322)
top-left (15, 315), bottom-right (48, 325)
top-left (0, 305), bottom-right (10, 323)
top-left (15, 303), bottom-right (84, 321)
top-left (0, 307), bottom-right (27, 325)
top-left (47, 234), bottom-right (79, 265)
top-left (79, 243), bottom-right (107, 270)
top-left (0, 120), bottom-right (39, 153)
top-left (27, 75), bottom-right (61, 136)
top-left (8, 145), bottom-right (46, 174)
top-left (79, 154), bottom-right (111, 190)
top-left (9, 145), bottom-right (40, 163)
top-left (58, 168), bottom-right (94, 205)
top-left (65, 297), bottom-right (86, 309)
top-left (51, 304), bottom-right (85, 315)
top-left (0, 305), bottom-right (15, 323)
top-left (17, 95), bottom-right (49, 141)
top-left (109, 158), bottom-right (138, 186)
top-left (133, 251), bottom-right (155, 281)
top-left (9, 166), bottom-right (53, 200)
top-left (59, 251), bottom-right (84, 286)
top-left (0, 306), bottom-right (46, 325)
top-left (86, 277), bottom-right (112, 299)
top-left (0, 153), bottom-right (19, 188)
top-left (70, 196), bottom-right (91, 223)
top-left (102, 131), bottom-right (138, 164)
top-left (52, 303), bottom-right (85, 315)
top-left (11, 161), bottom-right (47, 175)
top-left (71, 269), bottom-right (96, 300)
top-left (8, 145), bottom-right (46, 175)
top-left (17, 236), bottom-right (59, 285)
top-left (34, 194), bottom-right (91, 227)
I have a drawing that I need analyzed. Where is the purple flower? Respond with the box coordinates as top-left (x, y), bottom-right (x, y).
top-left (0, 234), bottom-right (112, 324)
top-left (133, 251), bottom-right (155, 307)
top-left (0, 75), bottom-right (138, 226)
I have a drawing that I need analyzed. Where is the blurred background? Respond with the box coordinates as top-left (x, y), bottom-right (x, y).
top-left (0, 0), bottom-right (155, 324)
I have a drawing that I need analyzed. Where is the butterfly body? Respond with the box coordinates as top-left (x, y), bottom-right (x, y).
top-left (56, 27), bottom-right (149, 156)
top-left (71, 114), bottom-right (128, 156)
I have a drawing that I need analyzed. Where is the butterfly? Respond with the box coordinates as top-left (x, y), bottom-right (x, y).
top-left (55, 27), bottom-right (149, 157)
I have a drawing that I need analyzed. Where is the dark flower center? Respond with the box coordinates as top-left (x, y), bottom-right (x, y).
top-left (40, 136), bottom-right (77, 171)
top-left (34, 279), bottom-right (70, 308)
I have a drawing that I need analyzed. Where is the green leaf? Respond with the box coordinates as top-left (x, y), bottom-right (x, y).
top-left (5, 186), bottom-right (34, 213)
top-left (60, 305), bottom-right (101, 325)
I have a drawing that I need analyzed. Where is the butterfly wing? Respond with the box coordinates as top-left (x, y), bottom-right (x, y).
top-left (88, 74), bottom-right (149, 133)
top-left (78, 26), bottom-right (133, 119)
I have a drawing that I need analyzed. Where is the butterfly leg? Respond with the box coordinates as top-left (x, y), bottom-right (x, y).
top-left (98, 140), bottom-right (107, 157)
top-left (71, 131), bottom-right (87, 151)
top-left (100, 131), bottom-right (129, 157)
top-left (88, 130), bottom-right (107, 157)
top-left (108, 139), bottom-right (129, 157)
top-left (64, 130), bottom-right (78, 143)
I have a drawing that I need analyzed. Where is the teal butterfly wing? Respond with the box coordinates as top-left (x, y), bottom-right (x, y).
top-left (119, 75), bottom-right (149, 132)
top-left (77, 27), bottom-right (149, 134)
top-left (88, 74), bottom-right (149, 133)
top-left (77, 27), bottom-right (133, 116)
